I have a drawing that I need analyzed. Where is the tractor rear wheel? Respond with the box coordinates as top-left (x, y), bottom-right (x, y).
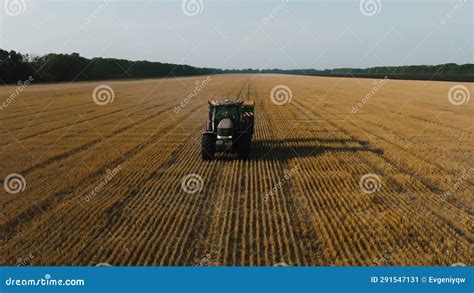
top-left (237, 133), bottom-right (251, 160)
top-left (202, 134), bottom-right (216, 160)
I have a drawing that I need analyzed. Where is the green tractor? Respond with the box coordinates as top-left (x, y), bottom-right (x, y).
top-left (202, 100), bottom-right (255, 160)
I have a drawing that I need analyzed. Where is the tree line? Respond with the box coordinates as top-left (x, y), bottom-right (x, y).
top-left (0, 49), bottom-right (222, 84)
top-left (1, 49), bottom-right (472, 84)
top-left (225, 64), bottom-right (474, 82)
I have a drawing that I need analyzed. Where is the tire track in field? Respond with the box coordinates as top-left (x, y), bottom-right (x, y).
top-left (298, 87), bottom-right (472, 186)
top-left (282, 100), bottom-right (400, 264)
top-left (262, 79), bottom-right (386, 265)
top-left (253, 91), bottom-right (301, 265)
top-left (62, 83), bottom-right (243, 265)
top-left (0, 85), bottom-right (218, 241)
top-left (81, 81), bottom-right (245, 265)
top-left (313, 98), bottom-right (474, 216)
top-left (292, 98), bottom-right (473, 248)
top-left (0, 90), bottom-right (157, 135)
top-left (283, 99), bottom-right (427, 264)
top-left (151, 80), bottom-right (249, 265)
top-left (0, 99), bottom-right (159, 146)
top-left (221, 80), bottom-right (265, 265)
top-left (202, 80), bottom-right (265, 265)
top-left (72, 137), bottom-right (205, 265)
top-left (310, 82), bottom-right (471, 134)
top-left (259, 103), bottom-right (329, 265)
top-left (15, 102), bottom-right (187, 177)
top-left (174, 81), bottom-right (250, 265)
top-left (0, 84), bottom-right (156, 122)
top-left (131, 78), bottom-right (252, 265)
top-left (0, 76), bottom-right (236, 242)
top-left (195, 81), bottom-right (310, 265)
top-left (0, 100), bottom-right (96, 122)
top-left (260, 81), bottom-right (456, 264)
top-left (342, 109), bottom-right (473, 186)
top-left (0, 95), bottom-right (210, 254)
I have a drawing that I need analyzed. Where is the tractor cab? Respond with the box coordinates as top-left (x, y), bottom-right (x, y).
top-left (209, 100), bottom-right (243, 135)
top-left (202, 100), bottom-right (255, 160)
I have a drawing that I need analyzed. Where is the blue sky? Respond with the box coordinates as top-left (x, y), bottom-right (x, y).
top-left (0, 0), bottom-right (472, 69)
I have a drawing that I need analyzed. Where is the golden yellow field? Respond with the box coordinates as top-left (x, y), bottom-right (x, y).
top-left (0, 75), bottom-right (472, 266)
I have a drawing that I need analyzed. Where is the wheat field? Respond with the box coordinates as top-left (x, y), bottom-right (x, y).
top-left (0, 75), bottom-right (472, 266)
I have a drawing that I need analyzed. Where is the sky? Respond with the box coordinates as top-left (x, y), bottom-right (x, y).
top-left (0, 0), bottom-right (472, 70)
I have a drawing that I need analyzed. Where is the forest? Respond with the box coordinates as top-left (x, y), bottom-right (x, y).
top-left (1, 49), bottom-right (472, 84)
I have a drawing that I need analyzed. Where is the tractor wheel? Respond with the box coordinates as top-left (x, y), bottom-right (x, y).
top-left (246, 115), bottom-right (255, 136)
top-left (237, 133), bottom-right (251, 160)
top-left (202, 134), bottom-right (216, 161)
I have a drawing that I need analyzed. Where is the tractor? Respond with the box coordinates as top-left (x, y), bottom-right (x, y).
top-left (202, 100), bottom-right (255, 160)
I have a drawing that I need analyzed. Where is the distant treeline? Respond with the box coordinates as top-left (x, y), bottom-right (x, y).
top-left (1, 49), bottom-right (473, 84)
top-left (0, 49), bottom-right (222, 84)
top-left (225, 65), bottom-right (474, 82)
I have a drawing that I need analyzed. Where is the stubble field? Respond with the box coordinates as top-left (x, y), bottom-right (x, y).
top-left (0, 74), bottom-right (472, 266)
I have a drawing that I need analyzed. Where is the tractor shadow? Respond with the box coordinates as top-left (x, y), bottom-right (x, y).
top-left (246, 137), bottom-right (383, 161)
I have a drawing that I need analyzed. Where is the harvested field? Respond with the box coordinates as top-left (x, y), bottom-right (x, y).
top-left (0, 74), bottom-right (472, 266)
